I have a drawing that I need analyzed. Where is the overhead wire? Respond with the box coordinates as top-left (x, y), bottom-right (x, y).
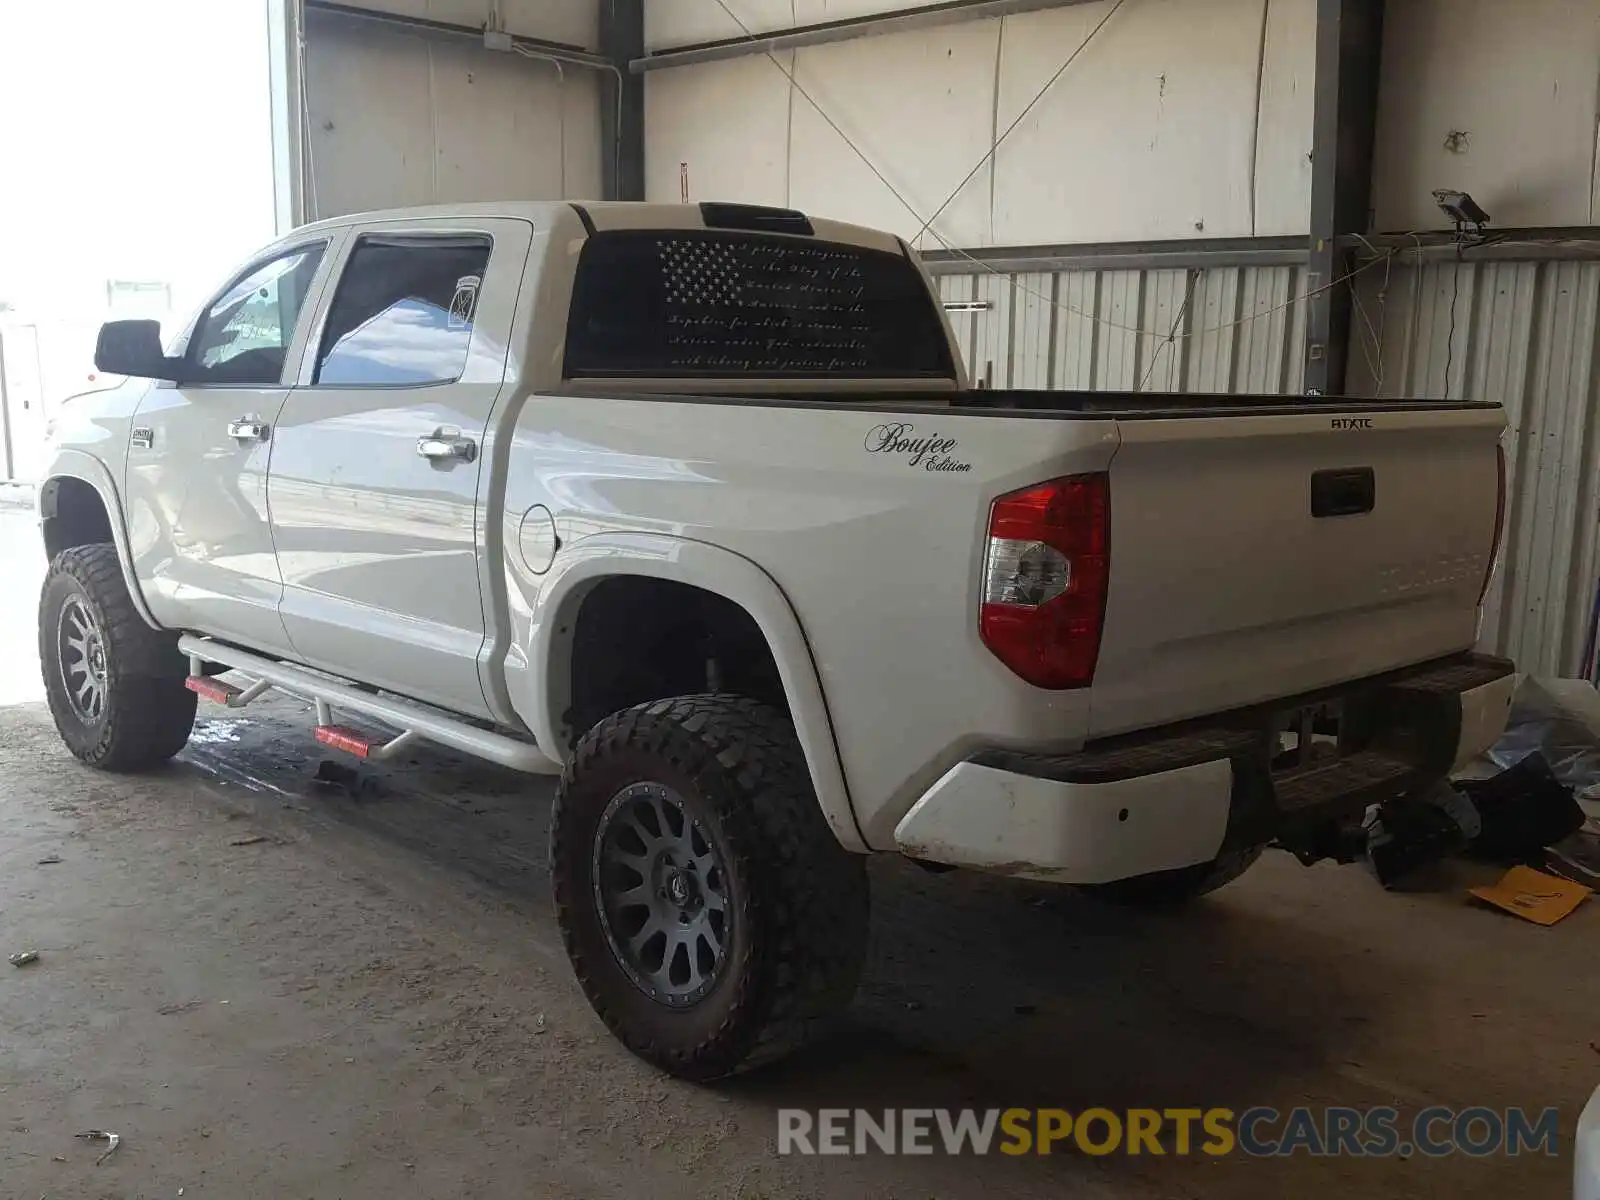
top-left (1444, 246), bottom-right (1464, 399)
top-left (1349, 232), bottom-right (1389, 393)
top-left (1137, 267), bottom-right (1197, 392)
top-left (705, 0), bottom-right (1398, 345)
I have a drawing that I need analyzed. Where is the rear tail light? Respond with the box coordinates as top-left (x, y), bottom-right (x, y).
top-left (1478, 441), bottom-right (1507, 606)
top-left (979, 473), bottom-right (1110, 689)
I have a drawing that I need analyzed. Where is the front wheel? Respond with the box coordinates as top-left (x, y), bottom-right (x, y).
top-left (551, 695), bottom-right (868, 1081)
top-left (39, 544), bottom-right (196, 771)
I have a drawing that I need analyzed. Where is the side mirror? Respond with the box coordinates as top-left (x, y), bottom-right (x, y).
top-left (94, 320), bottom-right (179, 380)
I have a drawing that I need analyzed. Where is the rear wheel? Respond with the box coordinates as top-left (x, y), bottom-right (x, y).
top-left (39, 544), bottom-right (196, 771)
top-left (551, 694), bottom-right (868, 1080)
top-left (1084, 845), bottom-right (1266, 908)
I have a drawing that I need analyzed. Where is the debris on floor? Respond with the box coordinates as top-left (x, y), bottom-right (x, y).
top-left (74, 1129), bottom-right (121, 1165)
top-left (228, 835), bottom-right (270, 847)
top-left (36, 854), bottom-right (61, 865)
top-left (310, 758), bottom-right (383, 801)
top-left (9, 950), bottom-right (39, 967)
top-left (1485, 676), bottom-right (1600, 802)
top-left (1546, 822), bottom-right (1600, 885)
top-left (1469, 865), bottom-right (1592, 926)
top-left (1457, 753), bottom-right (1586, 862)
top-left (1366, 782), bottom-right (1478, 888)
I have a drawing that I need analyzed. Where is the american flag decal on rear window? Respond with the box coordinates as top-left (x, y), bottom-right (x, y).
top-left (564, 230), bottom-right (955, 380)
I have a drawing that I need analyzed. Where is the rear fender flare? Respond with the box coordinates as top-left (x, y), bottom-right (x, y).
top-left (525, 532), bottom-right (867, 853)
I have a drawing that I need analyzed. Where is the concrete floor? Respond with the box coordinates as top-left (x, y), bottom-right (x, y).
top-left (0, 503), bottom-right (1593, 1199)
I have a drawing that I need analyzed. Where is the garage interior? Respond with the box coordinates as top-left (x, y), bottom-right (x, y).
top-left (3, 0), bottom-right (1600, 1197)
top-left (273, 0), bottom-right (1600, 683)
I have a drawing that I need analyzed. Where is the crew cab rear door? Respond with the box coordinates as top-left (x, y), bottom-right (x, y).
top-left (266, 217), bottom-right (533, 719)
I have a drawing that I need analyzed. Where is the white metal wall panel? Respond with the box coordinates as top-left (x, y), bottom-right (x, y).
top-left (969, 270), bottom-right (1015, 388)
top-left (787, 21), bottom-right (998, 249)
top-left (1053, 272), bottom-right (1100, 389)
top-left (1348, 258), bottom-right (1600, 678)
top-left (1251, 0), bottom-right (1315, 236)
top-left (645, 54), bottom-right (793, 207)
top-left (1010, 272), bottom-right (1056, 389)
top-left (1372, 0), bottom-right (1600, 230)
top-left (644, 0), bottom-right (1317, 245)
top-left (303, 19), bottom-right (600, 219)
top-left (994, 0), bottom-right (1284, 244)
top-left (939, 262), bottom-right (1307, 394)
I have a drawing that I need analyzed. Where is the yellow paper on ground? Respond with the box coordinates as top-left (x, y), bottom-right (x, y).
top-left (1469, 865), bottom-right (1591, 926)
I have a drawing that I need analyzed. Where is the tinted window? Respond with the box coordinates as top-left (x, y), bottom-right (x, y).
top-left (563, 231), bottom-right (956, 380)
top-left (188, 244), bottom-right (325, 385)
top-left (315, 235), bottom-right (492, 386)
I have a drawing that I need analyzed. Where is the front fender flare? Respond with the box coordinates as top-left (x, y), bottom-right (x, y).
top-left (39, 449), bottom-right (160, 630)
top-left (525, 532), bottom-right (867, 853)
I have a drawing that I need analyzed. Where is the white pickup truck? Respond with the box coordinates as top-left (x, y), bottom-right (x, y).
top-left (39, 200), bottom-right (1514, 1080)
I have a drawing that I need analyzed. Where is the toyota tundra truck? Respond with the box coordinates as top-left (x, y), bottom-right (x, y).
top-left (37, 200), bottom-right (1514, 1080)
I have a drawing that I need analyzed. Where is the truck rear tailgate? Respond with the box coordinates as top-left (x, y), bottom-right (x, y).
top-left (1087, 403), bottom-right (1504, 738)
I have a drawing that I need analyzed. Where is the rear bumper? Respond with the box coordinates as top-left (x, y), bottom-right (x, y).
top-left (893, 654), bottom-right (1516, 884)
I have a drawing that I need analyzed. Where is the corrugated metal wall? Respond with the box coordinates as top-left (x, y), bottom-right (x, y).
top-left (935, 264), bottom-right (1310, 393)
top-left (1347, 257), bottom-right (1600, 680)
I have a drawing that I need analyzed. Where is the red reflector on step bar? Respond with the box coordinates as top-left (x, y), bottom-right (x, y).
top-left (314, 726), bottom-right (374, 759)
top-left (185, 676), bottom-right (240, 704)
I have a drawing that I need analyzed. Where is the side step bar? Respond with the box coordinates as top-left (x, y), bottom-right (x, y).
top-left (177, 635), bottom-right (560, 775)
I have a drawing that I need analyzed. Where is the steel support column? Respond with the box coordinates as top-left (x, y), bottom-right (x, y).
top-left (266, 0), bottom-right (306, 230)
top-left (601, 0), bottom-right (645, 200)
top-left (1304, 0), bottom-right (1385, 396)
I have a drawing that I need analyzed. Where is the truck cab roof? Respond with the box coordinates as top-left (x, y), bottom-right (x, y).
top-left (292, 200), bottom-right (904, 255)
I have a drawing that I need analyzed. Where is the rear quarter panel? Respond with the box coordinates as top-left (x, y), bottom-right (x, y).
top-left (497, 395), bottom-right (1118, 847)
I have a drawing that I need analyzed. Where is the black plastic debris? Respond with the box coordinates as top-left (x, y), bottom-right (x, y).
top-left (1457, 753), bottom-right (1585, 862)
top-left (1366, 784), bottom-right (1478, 889)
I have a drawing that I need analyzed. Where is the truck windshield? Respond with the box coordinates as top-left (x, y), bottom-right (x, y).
top-left (563, 229), bottom-right (957, 381)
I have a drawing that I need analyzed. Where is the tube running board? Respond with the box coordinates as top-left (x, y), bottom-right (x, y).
top-left (177, 635), bottom-right (560, 775)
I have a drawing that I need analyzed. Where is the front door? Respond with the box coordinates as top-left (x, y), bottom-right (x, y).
top-left (266, 219), bottom-right (532, 719)
top-left (124, 238), bottom-right (340, 656)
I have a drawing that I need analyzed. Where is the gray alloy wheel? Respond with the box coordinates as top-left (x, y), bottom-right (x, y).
top-left (593, 781), bottom-right (733, 1007)
top-left (56, 594), bottom-right (110, 724)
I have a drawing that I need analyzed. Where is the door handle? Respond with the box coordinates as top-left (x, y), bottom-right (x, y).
top-left (228, 418), bottom-right (270, 442)
top-left (417, 430), bottom-right (477, 464)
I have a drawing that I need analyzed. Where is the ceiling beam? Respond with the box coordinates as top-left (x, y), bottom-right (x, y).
top-left (920, 235), bottom-right (1309, 275)
top-left (631, 0), bottom-right (1103, 74)
top-left (303, 0), bottom-right (614, 72)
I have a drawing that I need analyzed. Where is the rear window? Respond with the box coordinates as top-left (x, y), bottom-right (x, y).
top-left (562, 230), bottom-right (956, 381)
